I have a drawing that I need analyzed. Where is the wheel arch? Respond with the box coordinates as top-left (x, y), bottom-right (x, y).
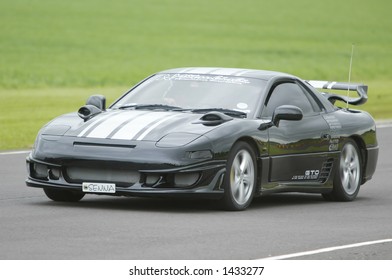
top-left (234, 136), bottom-right (263, 193)
top-left (348, 135), bottom-right (367, 184)
top-left (235, 136), bottom-right (260, 156)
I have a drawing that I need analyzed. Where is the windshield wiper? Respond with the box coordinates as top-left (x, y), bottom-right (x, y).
top-left (190, 108), bottom-right (247, 118)
top-left (118, 104), bottom-right (183, 111)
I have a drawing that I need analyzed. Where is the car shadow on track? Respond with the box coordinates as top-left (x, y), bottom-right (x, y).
top-left (32, 197), bottom-right (220, 213)
top-left (29, 193), bottom-right (348, 213)
top-left (253, 193), bottom-right (325, 207)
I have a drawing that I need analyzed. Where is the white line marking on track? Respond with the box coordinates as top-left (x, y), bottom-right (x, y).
top-left (0, 150), bottom-right (30, 156)
top-left (377, 123), bottom-right (392, 129)
top-left (259, 238), bottom-right (392, 260)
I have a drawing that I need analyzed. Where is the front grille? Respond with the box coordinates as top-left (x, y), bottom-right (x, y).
top-left (66, 166), bottom-right (139, 185)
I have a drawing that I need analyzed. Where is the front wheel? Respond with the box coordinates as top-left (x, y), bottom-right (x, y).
top-left (221, 142), bottom-right (257, 211)
top-left (44, 188), bottom-right (85, 202)
top-left (323, 139), bottom-right (362, 201)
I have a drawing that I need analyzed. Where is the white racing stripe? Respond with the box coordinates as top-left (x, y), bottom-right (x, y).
top-left (208, 68), bottom-right (245, 76)
top-left (307, 80), bottom-right (329, 88)
top-left (136, 113), bottom-right (180, 140)
top-left (77, 112), bottom-right (121, 137)
top-left (327, 81), bottom-right (337, 89)
top-left (85, 111), bottom-right (145, 139)
top-left (111, 111), bottom-right (176, 140)
top-left (259, 238), bottom-right (392, 260)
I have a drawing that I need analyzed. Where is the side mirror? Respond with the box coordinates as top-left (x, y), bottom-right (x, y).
top-left (78, 95), bottom-right (106, 121)
top-left (86, 95), bottom-right (106, 110)
top-left (258, 105), bottom-right (303, 130)
top-left (272, 105), bottom-right (303, 127)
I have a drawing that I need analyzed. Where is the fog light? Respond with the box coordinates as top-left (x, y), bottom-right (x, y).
top-left (49, 167), bottom-right (61, 180)
top-left (146, 174), bottom-right (160, 185)
top-left (33, 163), bottom-right (48, 179)
top-left (174, 173), bottom-right (200, 187)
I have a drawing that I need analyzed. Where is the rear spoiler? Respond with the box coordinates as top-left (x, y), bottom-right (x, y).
top-left (306, 80), bottom-right (368, 105)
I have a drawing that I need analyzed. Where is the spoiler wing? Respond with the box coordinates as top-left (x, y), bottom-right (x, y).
top-left (306, 80), bottom-right (368, 106)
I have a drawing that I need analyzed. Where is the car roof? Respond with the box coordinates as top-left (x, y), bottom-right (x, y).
top-left (158, 67), bottom-right (297, 81)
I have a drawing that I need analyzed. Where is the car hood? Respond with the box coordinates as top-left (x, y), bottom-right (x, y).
top-left (42, 110), bottom-right (228, 143)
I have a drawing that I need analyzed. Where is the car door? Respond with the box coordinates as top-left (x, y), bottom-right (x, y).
top-left (262, 80), bottom-right (331, 184)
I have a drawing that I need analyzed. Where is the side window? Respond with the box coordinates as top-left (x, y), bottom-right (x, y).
top-left (263, 82), bottom-right (319, 117)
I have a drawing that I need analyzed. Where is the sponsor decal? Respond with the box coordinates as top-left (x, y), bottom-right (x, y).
top-left (155, 74), bottom-right (250, 85)
top-left (329, 138), bottom-right (339, 151)
top-left (292, 170), bottom-right (320, 180)
top-left (323, 115), bottom-right (342, 131)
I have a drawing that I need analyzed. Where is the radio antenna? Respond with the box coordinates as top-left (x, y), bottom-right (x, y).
top-left (347, 44), bottom-right (355, 109)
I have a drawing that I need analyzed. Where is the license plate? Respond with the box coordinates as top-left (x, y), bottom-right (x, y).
top-left (82, 182), bottom-right (116, 193)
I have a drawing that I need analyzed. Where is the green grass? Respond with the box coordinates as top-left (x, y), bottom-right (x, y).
top-left (0, 87), bottom-right (126, 150)
top-left (361, 81), bottom-right (392, 120)
top-left (0, 0), bottom-right (391, 150)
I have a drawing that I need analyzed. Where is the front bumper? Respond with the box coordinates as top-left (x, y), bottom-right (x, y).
top-left (26, 155), bottom-right (226, 199)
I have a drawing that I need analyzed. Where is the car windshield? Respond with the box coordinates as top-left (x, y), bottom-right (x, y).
top-left (112, 73), bottom-right (267, 117)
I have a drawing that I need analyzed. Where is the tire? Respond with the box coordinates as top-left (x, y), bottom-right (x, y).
top-left (322, 139), bottom-right (362, 201)
top-left (44, 188), bottom-right (85, 202)
top-left (221, 142), bottom-right (257, 211)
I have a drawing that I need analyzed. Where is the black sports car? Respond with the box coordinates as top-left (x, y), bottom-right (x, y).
top-left (26, 67), bottom-right (378, 210)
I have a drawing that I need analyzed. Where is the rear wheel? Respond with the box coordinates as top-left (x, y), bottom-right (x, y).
top-left (221, 142), bottom-right (257, 211)
top-left (44, 188), bottom-right (85, 202)
top-left (322, 139), bottom-right (362, 201)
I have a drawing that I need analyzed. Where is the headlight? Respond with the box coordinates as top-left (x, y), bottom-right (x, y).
top-left (156, 132), bottom-right (202, 148)
top-left (42, 125), bottom-right (71, 136)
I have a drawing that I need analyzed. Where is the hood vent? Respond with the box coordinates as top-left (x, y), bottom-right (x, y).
top-left (78, 95), bottom-right (106, 121)
top-left (78, 105), bottom-right (103, 121)
top-left (194, 111), bottom-right (233, 126)
top-left (73, 142), bottom-right (136, 149)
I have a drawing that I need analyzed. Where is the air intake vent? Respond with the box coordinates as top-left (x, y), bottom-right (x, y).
top-left (65, 166), bottom-right (139, 185)
top-left (318, 158), bottom-right (334, 183)
top-left (194, 111), bottom-right (233, 126)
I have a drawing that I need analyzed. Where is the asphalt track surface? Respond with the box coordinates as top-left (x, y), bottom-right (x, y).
top-left (0, 126), bottom-right (391, 260)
